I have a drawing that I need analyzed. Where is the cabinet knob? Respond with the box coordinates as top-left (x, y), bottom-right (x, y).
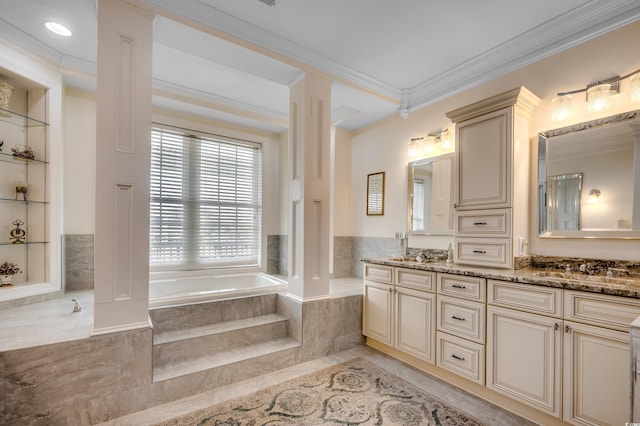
top-left (554, 323), bottom-right (559, 331)
top-left (565, 324), bottom-right (571, 333)
top-left (451, 354), bottom-right (465, 361)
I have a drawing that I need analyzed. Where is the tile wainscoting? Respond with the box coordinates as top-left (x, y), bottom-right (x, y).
top-left (64, 234), bottom-right (95, 291)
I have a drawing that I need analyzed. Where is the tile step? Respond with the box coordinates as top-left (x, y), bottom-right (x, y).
top-left (152, 337), bottom-right (300, 382)
top-left (153, 313), bottom-right (288, 345)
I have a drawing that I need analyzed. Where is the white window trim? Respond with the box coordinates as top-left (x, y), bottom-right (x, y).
top-left (149, 119), bottom-right (271, 277)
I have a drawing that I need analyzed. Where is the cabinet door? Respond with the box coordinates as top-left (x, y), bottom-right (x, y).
top-left (363, 281), bottom-right (393, 345)
top-left (395, 287), bottom-right (436, 363)
top-left (563, 321), bottom-right (629, 426)
top-left (487, 306), bottom-right (562, 417)
top-left (456, 107), bottom-right (511, 209)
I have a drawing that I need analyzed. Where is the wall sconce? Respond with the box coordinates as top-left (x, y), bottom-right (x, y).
top-left (551, 67), bottom-right (640, 121)
top-left (588, 188), bottom-right (601, 203)
top-left (408, 129), bottom-right (454, 160)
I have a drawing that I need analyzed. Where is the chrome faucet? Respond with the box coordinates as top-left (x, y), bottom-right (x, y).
top-left (579, 263), bottom-right (595, 275)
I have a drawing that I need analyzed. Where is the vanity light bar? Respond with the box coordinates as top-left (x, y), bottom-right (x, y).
top-left (552, 67), bottom-right (640, 121)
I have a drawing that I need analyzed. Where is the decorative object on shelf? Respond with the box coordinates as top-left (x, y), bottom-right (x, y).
top-left (72, 298), bottom-right (82, 313)
top-left (15, 184), bottom-right (28, 201)
top-left (11, 144), bottom-right (35, 160)
top-left (0, 82), bottom-right (14, 117)
top-left (0, 261), bottom-right (21, 287)
top-left (9, 219), bottom-right (26, 244)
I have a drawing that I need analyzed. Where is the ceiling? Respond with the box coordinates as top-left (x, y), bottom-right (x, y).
top-left (1, 0), bottom-right (640, 133)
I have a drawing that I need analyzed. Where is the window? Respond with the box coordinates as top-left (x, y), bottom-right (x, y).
top-left (150, 126), bottom-right (262, 270)
top-left (412, 178), bottom-right (425, 231)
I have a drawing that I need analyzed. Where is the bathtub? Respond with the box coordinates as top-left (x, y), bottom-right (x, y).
top-left (149, 272), bottom-right (288, 309)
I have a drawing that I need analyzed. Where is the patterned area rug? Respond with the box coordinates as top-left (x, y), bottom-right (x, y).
top-left (155, 358), bottom-right (485, 425)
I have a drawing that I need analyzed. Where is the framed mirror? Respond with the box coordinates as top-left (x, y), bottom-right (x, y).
top-left (538, 109), bottom-right (640, 238)
top-left (367, 171), bottom-right (385, 215)
top-left (407, 153), bottom-right (454, 235)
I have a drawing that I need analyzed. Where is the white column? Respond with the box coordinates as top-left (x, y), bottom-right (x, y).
top-left (288, 73), bottom-right (332, 301)
top-left (93, 0), bottom-right (154, 334)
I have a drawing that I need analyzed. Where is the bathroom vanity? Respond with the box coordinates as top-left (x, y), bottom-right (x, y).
top-left (362, 258), bottom-right (640, 426)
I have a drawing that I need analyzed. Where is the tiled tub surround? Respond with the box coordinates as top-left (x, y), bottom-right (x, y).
top-left (0, 280), bottom-right (362, 425)
top-left (64, 234), bottom-right (95, 291)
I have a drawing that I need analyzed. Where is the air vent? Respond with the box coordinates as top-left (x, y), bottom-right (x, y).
top-left (258, 0), bottom-right (276, 6)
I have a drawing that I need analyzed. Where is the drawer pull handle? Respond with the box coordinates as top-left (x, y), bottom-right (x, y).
top-left (452, 284), bottom-right (466, 289)
top-left (473, 221), bottom-right (487, 226)
top-left (451, 315), bottom-right (465, 321)
top-left (472, 250), bottom-right (487, 254)
top-left (451, 354), bottom-right (465, 361)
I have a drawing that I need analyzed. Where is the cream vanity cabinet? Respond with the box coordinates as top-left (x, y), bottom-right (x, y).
top-left (446, 87), bottom-right (540, 269)
top-left (436, 272), bottom-right (486, 384)
top-left (363, 263), bottom-right (437, 363)
top-left (487, 280), bottom-right (563, 417)
top-left (487, 280), bottom-right (640, 425)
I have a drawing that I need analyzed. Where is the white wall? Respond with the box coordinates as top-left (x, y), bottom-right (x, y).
top-left (63, 88), bottom-right (96, 234)
top-left (349, 20), bottom-right (640, 260)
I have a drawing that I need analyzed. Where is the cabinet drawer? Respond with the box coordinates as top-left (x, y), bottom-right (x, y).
top-left (436, 331), bottom-right (485, 385)
top-left (396, 268), bottom-right (435, 292)
top-left (437, 295), bottom-right (485, 344)
top-left (363, 263), bottom-right (394, 284)
top-left (455, 208), bottom-right (511, 237)
top-left (564, 290), bottom-right (640, 331)
top-left (488, 280), bottom-right (562, 317)
top-left (438, 273), bottom-right (486, 302)
top-left (454, 238), bottom-right (512, 269)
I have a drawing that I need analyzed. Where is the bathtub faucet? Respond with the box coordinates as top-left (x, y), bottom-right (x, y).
top-left (72, 298), bottom-right (82, 313)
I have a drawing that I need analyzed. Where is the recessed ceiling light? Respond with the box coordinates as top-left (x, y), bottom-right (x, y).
top-left (45, 22), bottom-right (72, 37)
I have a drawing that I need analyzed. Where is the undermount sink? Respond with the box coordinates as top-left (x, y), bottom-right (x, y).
top-left (527, 271), bottom-right (639, 286)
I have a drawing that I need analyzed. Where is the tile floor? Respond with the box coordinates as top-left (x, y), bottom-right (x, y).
top-left (99, 345), bottom-right (535, 426)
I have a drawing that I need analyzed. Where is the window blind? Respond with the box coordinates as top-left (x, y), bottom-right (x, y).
top-left (412, 179), bottom-right (425, 231)
top-left (150, 126), bottom-right (262, 270)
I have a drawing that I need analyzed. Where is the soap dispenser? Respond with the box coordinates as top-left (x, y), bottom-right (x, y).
top-left (446, 242), bottom-right (453, 264)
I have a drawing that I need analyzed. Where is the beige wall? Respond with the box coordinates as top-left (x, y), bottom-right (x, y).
top-left (62, 20), bottom-right (640, 262)
top-left (63, 87), bottom-right (96, 234)
top-left (349, 20), bottom-right (640, 261)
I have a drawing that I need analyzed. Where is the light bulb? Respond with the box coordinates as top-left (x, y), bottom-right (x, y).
top-left (631, 73), bottom-right (640, 102)
top-left (587, 83), bottom-right (611, 112)
top-left (551, 95), bottom-right (572, 121)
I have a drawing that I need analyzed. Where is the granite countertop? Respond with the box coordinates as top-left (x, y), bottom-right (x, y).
top-left (363, 258), bottom-right (640, 299)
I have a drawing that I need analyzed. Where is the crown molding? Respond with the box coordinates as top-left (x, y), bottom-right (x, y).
top-left (0, 19), bottom-right (63, 67)
top-left (142, 0), bottom-right (403, 101)
top-left (152, 79), bottom-right (289, 128)
top-left (144, 0), bottom-right (640, 116)
top-left (407, 0), bottom-right (640, 112)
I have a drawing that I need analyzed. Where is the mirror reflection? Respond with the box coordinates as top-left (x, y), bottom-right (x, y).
top-left (408, 153), bottom-right (454, 235)
top-left (538, 109), bottom-right (640, 238)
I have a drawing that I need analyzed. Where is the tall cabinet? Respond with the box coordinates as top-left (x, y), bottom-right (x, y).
top-left (446, 87), bottom-right (540, 269)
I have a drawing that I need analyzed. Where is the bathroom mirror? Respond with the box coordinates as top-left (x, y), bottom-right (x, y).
top-left (538, 109), bottom-right (640, 238)
top-left (407, 153), bottom-right (454, 235)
